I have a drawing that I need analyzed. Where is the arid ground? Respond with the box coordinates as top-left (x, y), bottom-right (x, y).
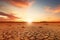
top-left (0, 22), bottom-right (60, 40)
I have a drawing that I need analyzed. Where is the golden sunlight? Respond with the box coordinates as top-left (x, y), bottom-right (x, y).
top-left (24, 18), bottom-right (33, 23)
top-left (14, 8), bottom-right (41, 22)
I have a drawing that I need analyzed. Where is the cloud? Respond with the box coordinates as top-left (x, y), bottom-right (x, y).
top-left (6, 0), bottom-right (35, 8)
top-left (45, 6), bottom-right (60, 14)
top-left (0, 12), bottom-right (19, 20)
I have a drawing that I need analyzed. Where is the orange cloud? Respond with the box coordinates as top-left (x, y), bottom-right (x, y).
top-left (0, 12), bottom-right (19, 20)
top-left (45, 6), bottom-right (60, 14)
top-left (8, 0), bottom-right (35, 8)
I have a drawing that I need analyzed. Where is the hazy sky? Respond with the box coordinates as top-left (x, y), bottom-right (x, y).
top-left (0, 0), bottom-right (60, 22)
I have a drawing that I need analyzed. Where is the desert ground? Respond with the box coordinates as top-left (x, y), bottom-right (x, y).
top-left (0, 22), bottom-right (60, 40)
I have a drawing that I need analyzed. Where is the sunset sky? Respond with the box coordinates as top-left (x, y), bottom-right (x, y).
top-left (0, 0), bottom-right (60, 22)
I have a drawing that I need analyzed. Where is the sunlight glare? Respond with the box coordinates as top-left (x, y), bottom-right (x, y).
top-left (24, 18), bottom-right (33, 23)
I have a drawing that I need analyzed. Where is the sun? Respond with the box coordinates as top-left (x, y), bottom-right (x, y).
top-left (27, 19), bottom-right (33, 23)
top-left (24, 18), bottom-right (33, 23)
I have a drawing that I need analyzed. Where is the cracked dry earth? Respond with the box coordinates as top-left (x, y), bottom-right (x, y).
top-left (0, 22), bottom-right (60, 40)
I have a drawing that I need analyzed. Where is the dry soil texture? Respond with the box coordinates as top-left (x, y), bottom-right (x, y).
top-left (0, 22), bottom-right (60, 40)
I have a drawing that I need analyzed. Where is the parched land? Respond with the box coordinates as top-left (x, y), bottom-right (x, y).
top-left (0, 22), bottom-right (60, 40)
